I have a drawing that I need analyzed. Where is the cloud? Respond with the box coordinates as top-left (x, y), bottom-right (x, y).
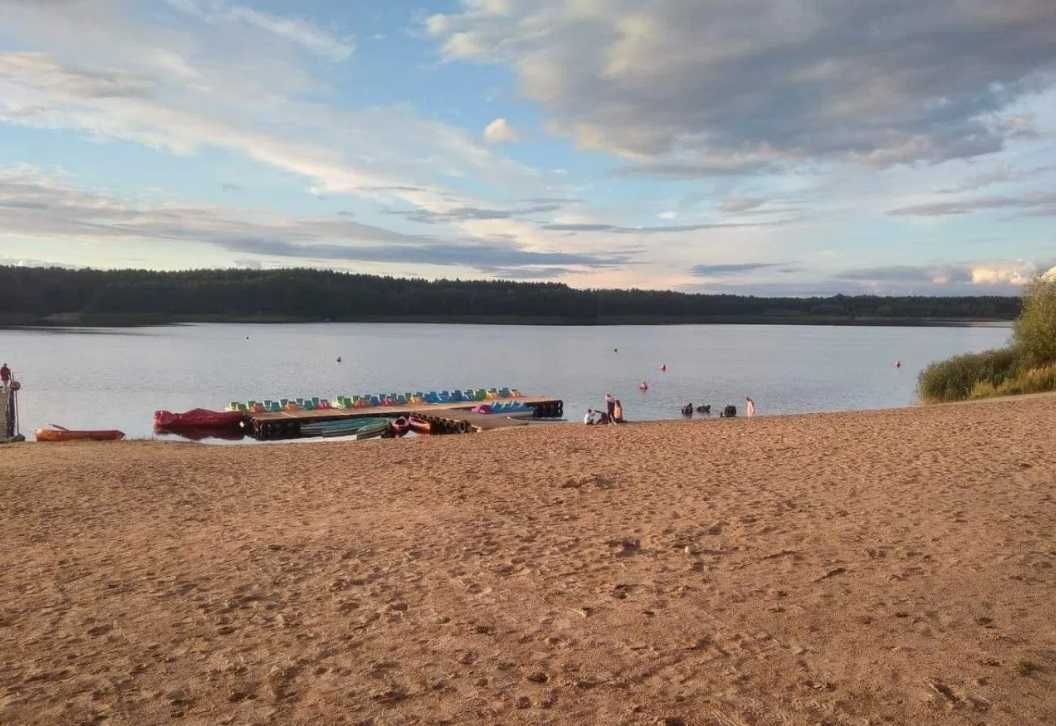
top-left (836, 265), bottom-right (952, 283)
top-left (390, 202), bottom-right (560, 224)
top-left (165, 0), bottom-right (355, 61)
top-left (519, 196), bottom-right (580, 205)
top-left (0, 51), bottom-right (154, 100)
top-left (691, 262), bottom-right (789, 277)
top-left (483, 117), bottom-right (519, 144)
top-left (617, 157), bottom-right (779, 178)
top-left (0, 255), bottom-right (84, 269)
top-left (476, 266), bottom-right (572, 280)
top-left (542, 219), bottom-right (793, 234)
top-left (836, 261), bottom-right (1038, 288)
top-left (219, 239), bottom-right (621, 269)
top-left (429, 1), bottom-right (1056, 172)
top-left (887, 191), bottom-right (1056, 217)
top-left (0, 165), bottom-right (627, 273)
top-left (0, 0), bottom-right (543, 224)
top-left (718, 197), bottom-right (767, 214)
top-left (0, 42), bottom-right (552, 270)
top-left (682, 259), bottom-right (1043, 296)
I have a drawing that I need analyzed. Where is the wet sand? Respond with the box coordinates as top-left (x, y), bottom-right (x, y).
top-left (2, 396), bottom-right (1055, 725)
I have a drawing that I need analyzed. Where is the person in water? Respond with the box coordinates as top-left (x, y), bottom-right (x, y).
top-left (612, 399), bottom-right (624, 424)
top-left (745, 396), bottom-right (756, 418)
top-left (639, 380), bottom-right (648, 391)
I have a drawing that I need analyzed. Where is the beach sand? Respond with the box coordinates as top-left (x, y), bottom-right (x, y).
top-left (2, 396), bottom-right (1055, 725)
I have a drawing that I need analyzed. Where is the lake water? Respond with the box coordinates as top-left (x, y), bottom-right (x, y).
top-left (0, 323), bottom-right (1010, 441)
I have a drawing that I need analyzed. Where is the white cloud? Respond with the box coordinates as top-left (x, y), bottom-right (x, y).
top-left (483, 117), bottom-right (519, 144)
top-left (0, 165), bottom-right (628, 273)
top-left (429, 1), bottom-right (1056, 171)
top-left (657, 211), bottom-right (677, 220)
top-left (969, 263), bottom-right (1034, 286)
top-left (165, 0), bottom-right (355, 61)
top-left (838, 260), bottom-right (1041, 291)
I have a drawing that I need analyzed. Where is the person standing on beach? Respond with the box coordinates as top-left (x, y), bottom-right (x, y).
top-left (745, 396), bottom-right (756, 418)
top-left (612, 399), bottom-right (624, 424)
top-left (604, 392), bottom-right (616, 422)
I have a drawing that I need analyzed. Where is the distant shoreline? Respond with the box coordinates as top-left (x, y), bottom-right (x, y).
top-left (0, 314), bottom-right (1016, 329)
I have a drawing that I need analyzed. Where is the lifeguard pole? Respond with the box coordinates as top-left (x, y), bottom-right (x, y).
top-left (1, 377), bottom-right (20, 442)
top-left (1, 384), bottom-right (11, 440)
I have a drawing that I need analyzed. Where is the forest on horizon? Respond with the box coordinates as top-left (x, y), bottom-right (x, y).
top-left (0, 267), bottom-right (1022, 326)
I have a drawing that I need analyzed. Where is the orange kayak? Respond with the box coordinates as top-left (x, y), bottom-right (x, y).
top-left (35, 428), bottom-right (125, 442)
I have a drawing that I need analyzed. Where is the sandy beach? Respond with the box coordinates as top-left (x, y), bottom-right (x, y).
top-left (2, 396), bottom-right (1055, 725)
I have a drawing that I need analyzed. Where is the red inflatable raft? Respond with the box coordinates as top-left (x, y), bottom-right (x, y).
top-left (153, 408), bottom-right (245, 431)
top-left (389, 416), bottom-right (411, 437)
top-left (408, 416), bottom-right (432, 434)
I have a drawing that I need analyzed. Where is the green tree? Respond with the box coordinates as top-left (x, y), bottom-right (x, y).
top-left (1013, 276), bottom-right (1056, 367)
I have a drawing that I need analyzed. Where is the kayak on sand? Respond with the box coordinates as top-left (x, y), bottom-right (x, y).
top-left (36, 427), bottom-right (125, 442)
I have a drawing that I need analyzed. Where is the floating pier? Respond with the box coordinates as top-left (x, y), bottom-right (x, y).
top-left (247, 396), bottom-right (563, 440)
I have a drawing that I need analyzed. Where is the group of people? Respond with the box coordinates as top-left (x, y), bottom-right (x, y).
top-left (682, 396), bottom-right (755, 418)
top-left (584, 392), bottom-right (625, 425)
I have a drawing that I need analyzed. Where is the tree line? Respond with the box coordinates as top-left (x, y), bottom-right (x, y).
top-left (0, 266), bottom-right (1022, 325)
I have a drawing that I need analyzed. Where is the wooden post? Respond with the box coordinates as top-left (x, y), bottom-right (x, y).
top-left (1, 385), bottom-right (12, 440)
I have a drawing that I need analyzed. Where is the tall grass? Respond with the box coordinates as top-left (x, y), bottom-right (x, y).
top-left (918, 348), bottom-right (1018, 403)
top-left (969, 363), bottom-right (1056, 400)
top-left (919, 277), bottom-right (1056, 404)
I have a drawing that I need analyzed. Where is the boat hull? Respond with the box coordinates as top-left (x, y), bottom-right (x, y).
top-left (154, 409), bottom-right (244, 430)
top-left (36, 429), bottom-right (125, 442)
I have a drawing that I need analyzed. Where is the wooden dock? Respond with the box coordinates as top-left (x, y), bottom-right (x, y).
top-left (247, 396), bottom-right (563, 439)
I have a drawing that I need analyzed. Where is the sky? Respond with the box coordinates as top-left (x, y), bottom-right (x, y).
top-left (1, 0), bottom-right (1054, 296)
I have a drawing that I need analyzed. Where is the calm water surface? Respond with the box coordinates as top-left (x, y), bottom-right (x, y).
top-left (0, 323), bottom-right (1010, 440)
